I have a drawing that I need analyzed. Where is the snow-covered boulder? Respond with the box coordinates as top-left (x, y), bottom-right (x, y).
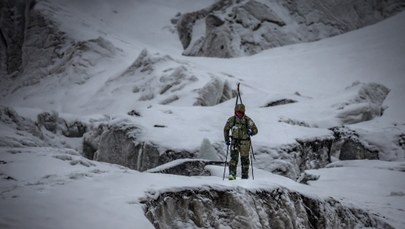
top-left (335, 82), bottom-right (390, 124)
top-left (92, 119), bottom-right (160, 171)
top-left (147, 159), bottom-right (215, 176)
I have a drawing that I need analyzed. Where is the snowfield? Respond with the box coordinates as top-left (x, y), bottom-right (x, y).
top-left (1, 0), bottom-right (405, 228)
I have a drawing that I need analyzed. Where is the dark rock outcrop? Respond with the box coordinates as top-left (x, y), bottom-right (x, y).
top-left (144, 187), bottom-right (393, 229)
top-left (37, 111), bottom-right (88, 137)
top-left (85, 120), bottom-right (198, 172)
top-left (330, 126), bottom-right (379, 160)
top-left (92, 121), bottom-right (160, 171)
top-left (255, 126), bottom-right (381, 180)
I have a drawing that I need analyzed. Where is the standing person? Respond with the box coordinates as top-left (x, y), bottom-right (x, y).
top-left (224, 103), bottom-right (258, 180)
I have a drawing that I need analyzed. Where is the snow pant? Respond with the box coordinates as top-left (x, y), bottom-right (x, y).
top-left (229, 139), bottom-right (250, 179)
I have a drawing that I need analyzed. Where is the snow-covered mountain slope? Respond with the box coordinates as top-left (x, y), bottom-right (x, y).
top-left (1, 0), bottom-right (405, 228)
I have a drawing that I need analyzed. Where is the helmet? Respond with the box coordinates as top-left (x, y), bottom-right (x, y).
top-left (234, 104), bottom-right (245, 112)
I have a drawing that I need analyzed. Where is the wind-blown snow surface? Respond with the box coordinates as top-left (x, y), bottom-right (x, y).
top-left (1, 0), bottom-right (405, 228)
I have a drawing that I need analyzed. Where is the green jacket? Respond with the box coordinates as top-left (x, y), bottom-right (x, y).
top-left (224, 115), bottom-right (258, 141)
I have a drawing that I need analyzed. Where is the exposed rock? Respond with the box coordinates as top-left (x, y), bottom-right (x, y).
top-left (254, 137), bottom-right (333, 180)
top-left (86, 120), bottom-right (198, 171)
top-left (0, 1), bottom-right (117, 98)
top-left (37, 111), bottom-right (59, 133)
top-left (193, 78), bottom-right (234, 106)
top-left (159, 149), bottom-right (195, 165)
top-left (82, 124), bottom-right (107, 160)
top-left (61, 121), bottom-right (87, 138)
top-left (176, 0), bottom-right (234, 50)
top-left (330, 126), bottom-right (380, 160)
top-left (263, 99), bottom-right (297, 107)
top-left (255, 127), bottom-right (381, 180)
top-left (37, 111), bottom-right (88, 137)
top-left (295, 138), bottom-right (333, 172)
top-left (0, 106), bottom-right (44, 147)
top-left (0, 0), bottom-right (32, 75)
top-left (278, 117), bottom-right (312, 128)
top-left (178, 0), bottom-right (404, 57)
top-left (93, 121), bottom-right (160, 171)
top-left (144, 187), bottom-right (393, 229)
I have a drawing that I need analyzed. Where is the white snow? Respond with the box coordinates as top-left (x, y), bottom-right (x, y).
top-left (1, 0), bottom-right (405, 228)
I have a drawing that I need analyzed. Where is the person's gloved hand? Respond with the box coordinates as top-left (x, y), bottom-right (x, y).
top-left (225, 140), bottom-right (230, 146)
top-left (247, 129), bottom-right (254, 136)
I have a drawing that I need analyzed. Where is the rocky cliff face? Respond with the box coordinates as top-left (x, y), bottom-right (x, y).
top-left (143, 187), bottom-right (393, 229)
top-left (177, 0), bottom-right (405, 57)
top-left (0, 0), bottom-right (117, 99)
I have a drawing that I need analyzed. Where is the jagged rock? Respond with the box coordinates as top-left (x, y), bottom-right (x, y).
top-left (61, 121), bottom-right (87, 138)
top-left (82, 124), bottom-right (106, 160)
top-left (178, 0), bottom-right (404, 57)
top-left (144, 187), bottom-right (393, 229)
top-left (295, 138), bottom-right (333, 171)
top-left (0, 0), bottom-right (117, 98)
top-left (37, 111), bottom-right (59, 133)
top-left (193, 78), bottom-right (234, 106)
top-left (253, 137), bottom-right (333, 180)
top-left (0, 0), bottom-right (32, 75)
top-left (256, 127), bottom-right (383, 179)
top-left (159, 149), bottom-right (195, 165)
top-left (37, 111), bottom-right (88, 137)
top-left (0, 106), bottom-right (44, 147)
top-left (330, 126), bottom-right (379, 160)
top-left (176, 0), bottom-right (234, 50)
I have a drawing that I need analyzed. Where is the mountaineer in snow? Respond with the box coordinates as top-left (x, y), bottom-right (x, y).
top-left (224, 103), bottom-right (258, 180)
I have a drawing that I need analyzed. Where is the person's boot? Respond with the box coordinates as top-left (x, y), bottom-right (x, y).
top-left (228, 171), bottom-right (236, 180)
top-left (241, 174), bottom-right (248, 179)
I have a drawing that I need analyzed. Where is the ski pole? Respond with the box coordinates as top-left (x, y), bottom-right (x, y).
top-left (250, 138), bottom-right (256, 161)
top-left (249, 139), bottom-right (255, 180)
top-left (250, 146), bottom-right (254, 180)
top-left (223, 144), bottom-right (229, 180)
